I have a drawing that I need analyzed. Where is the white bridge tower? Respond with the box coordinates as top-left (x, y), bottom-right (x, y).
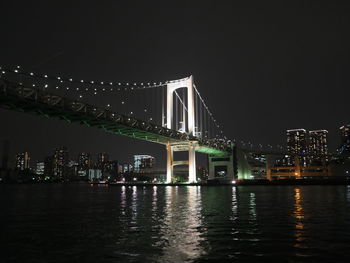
top-left (165, 76), bottom-right (197, 183)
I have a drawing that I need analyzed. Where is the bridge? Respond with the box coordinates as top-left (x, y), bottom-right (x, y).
top-left (0, 66), bottom-right (236, 183)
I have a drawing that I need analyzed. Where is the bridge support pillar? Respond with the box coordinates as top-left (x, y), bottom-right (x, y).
top-left (188, 142), bottom-right (197, 183)
top-left (165, 142), bottom-right (198, 183)
top-left (208, 154), bottom-right (235, 182)
top-left (166, 143), bottom-right (173, 183)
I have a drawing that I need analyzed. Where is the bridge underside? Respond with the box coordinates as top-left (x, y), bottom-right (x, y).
top-left (0, 80), bottom-right (230, 157)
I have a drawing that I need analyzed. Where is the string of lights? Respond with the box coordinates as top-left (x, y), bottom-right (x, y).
top-left (0, 65), bottom-right (171, 91)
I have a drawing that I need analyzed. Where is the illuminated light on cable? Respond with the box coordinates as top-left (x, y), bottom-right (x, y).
top-left (60, 80), bottom-right (63, 83)
top-left (80, 80), bottom-right (84, 83)
top-left (133, 83), bottom-right (136, 86)
top-left (126, 83), bottom-right (129, 86)
top-left (90, 81), bottom-right (94, 84)
top-left (94, 92), bottom-right (97, 95)
top-left (118, 83), bottom-right (121, 85)
top-left (85, 88), bottom-right (88, 91)
top-left (14, 69), bottom-right (18, 73)
top-left (102, 88), bottom-right (105, 91)
top-left (94, 88), bottom-right (97, 91)
top-left (56, 86), bottom-right (59, 89)
top-left (69, 78), bottom-right (73, 81)
top-left (149, 117), bottom-right (153, 121)
top-left (107, 104), bottom-right (110, 107)
top-left (101, 82), bottom-right (104, 84)
top-left (44, 75), bottom-right (48, 78)
top-left (110, 88), bottom-right (113, 91)
top-left (109, 82), bottom-right (113, 85)
top-left (130, 112), bottom-right (133, 115)
top-left (32, 84), bottom-right (36, 87)
top-left (121, 101), bottom-right (125, 104)
top-left (66, 87), bottom-right (69, 90)
top-left (30, 72), bottom-right (34, 76)
top-left (44, 84), bottom-right (48, 88)
top-left (57, 76), bottom-right (60, 80)
top-left (79, 95), bottom-right (83, 98)
top-left (16, 65), bottom-right (20, 69)
top-left (76, 88), bottom-right (79, 91)
top-left (144, 109), bottom-right (147, 112)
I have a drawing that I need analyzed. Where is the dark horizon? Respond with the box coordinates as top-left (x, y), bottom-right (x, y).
top-left (1, 1), bottom-right (349, 167)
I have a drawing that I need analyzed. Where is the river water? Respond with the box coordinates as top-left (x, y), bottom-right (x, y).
top-left (1, 184), bottom-right (350, 262)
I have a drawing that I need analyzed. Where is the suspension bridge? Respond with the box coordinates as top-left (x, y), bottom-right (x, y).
top-left (0, 66), bottom-right (243, 183)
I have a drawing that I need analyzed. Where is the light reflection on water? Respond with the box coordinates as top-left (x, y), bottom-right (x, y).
top-left (158, 186), bottom-right (205, 262)
top-left (1, 185), bottom-right (350, 262)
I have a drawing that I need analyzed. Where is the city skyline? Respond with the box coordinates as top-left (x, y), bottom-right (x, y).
top-left (1, 1), bottom-right (350, 168)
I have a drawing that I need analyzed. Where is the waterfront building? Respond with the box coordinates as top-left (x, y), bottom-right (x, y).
top-left (287, 129), bottom-right (308, 166)
top-left (15, 152), bottom-right (30, 170)
top-left (339, 125), bottom-right (350, 154)
top-left (88, 169), bottom-right (102, 181)
top-left (78, 152), bottom-right (92, 170)
top-left (309, 130), bottom-right (328, 162)
top-left (97, 152), bottom-right (110, 172)
top-left (287, 129), bottom-right (308, 155)
top-left (36, 161), bottom-right (45, 176)
top-left (44, 156), bottom-right (54, 179)
top-left (134, 155), bottom-right (155, 172)
top-left (53, 147), bottom-right (69, 180)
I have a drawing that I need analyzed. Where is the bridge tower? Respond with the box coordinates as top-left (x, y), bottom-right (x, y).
top-left (165, 76), bottom-right (197, 183)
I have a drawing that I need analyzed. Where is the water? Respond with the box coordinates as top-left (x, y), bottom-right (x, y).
top-left (1, 184), bottom-right (350, 262)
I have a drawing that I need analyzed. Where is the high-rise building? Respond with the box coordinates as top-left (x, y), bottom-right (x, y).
top-left (134, 155), bottom-right (155, 172)
top-left (78, 152), bottom-right (92, 170)
top-left (308, 130), bottom-right (328, 162)
top-left (15, 152), bottom-right (30, 170)
top-left (53, 147), bottom-right (69, 179)
top-left (44, 156), bottom-right (54, 178)
top-left (339, 125), bottom-right (350, 154)
top-left (287, 129), bottom-right (308, 155)
top-left (36, 161), bottom-right (45, 176)
top-left (97, 153), bottom-right (110, 173)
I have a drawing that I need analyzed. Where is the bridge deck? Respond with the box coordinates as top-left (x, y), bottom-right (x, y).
top-left (0, 80), bottom-right (231, 156)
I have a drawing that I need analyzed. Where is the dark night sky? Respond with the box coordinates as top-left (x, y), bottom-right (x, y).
top-left (0, 0), bottom-right (349, 167)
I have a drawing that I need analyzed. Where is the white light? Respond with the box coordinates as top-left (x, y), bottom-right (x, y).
top-left (44, 84), bottom-right (48, 88)
top-left (94, 92), bottom-right (97, 95)
top-left (44, 75), bottom-right (48, 78)
top-left (56, 86), bottom-right (59, 89)
top-left (130, 111), bottom-right (133, 114)
top-left (109, 82), bottom-right (113, 85)
top-left (118, 83), bottom-right (121, 85)
top-left (91, 81), bottom-right (94, 84)
top-left (69, 78), bottom-right (72, 81)
top-left (14, 69), bottom-right (18, 73)
top-left (80, 80), bottom-right (84, 83)
top-left (121, 101), bottom-right (125, 104)
top-left (231, 180), bottom-right (236, 184)
top-left (30, 72), bottom-right (34, 76)
top-left (66, 87), bottom-right (69, 90)
top-left (57, 76), bottom-right (60, 80)
top-left (101, 82), bottom-right (104, 84)
top-left (107, 104), bottom-right (110, 107)
top-left (79, 95), bottom-right (82, 98)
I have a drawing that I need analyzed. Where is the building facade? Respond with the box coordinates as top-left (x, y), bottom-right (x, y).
top-left (15, 152), bottom-right (30, 170)
top-left (308, 130), bottom-right (328, 162)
